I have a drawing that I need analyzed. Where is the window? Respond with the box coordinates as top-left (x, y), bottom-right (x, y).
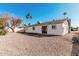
top-left (33, 26), bottom-right (35, 30)
top-left (52, 25), bottom-right (56, 29)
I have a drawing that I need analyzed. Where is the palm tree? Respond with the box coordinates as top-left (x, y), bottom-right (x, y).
top-left (37, 21), bottom-right (40, 24)
top-left (63, 12), bottom-right (67, 19)
top-left (28, 23), bottom-right (31, 26)
top-left (26, 12), bottom-right (32, 19)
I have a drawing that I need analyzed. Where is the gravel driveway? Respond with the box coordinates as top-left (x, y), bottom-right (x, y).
top-left (0, 32), bottom-right (73, 56)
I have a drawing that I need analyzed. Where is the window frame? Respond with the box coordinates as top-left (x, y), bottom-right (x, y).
top-left (52, 25), bottom-right (56, 29)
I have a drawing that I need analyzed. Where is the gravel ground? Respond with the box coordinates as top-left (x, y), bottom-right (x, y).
top-left (71, 31), bottom-right (79, 56)
top-left (0, 32), bottom-right (73, 56)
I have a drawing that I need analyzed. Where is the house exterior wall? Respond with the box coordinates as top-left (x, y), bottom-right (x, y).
top-left (47, 24), bottom-right (64, 35)
top-left (62, 20), bottom-right (69, 35)
top-left (34, 26), bottom-right (42, 33)
top-left (26, 27), bottom-right (34, 33)
top-left (26, 26), bottom-right (42, 33)
top-left (26, 20), bottom-right (69, 35)
top-left (27, 24), bottom-right (66, 35)
top-left (47, 20), bottom-right (69, 35)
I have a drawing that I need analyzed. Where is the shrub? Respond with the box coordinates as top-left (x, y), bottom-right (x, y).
top-left (0, 18), bottom-right (7, 35)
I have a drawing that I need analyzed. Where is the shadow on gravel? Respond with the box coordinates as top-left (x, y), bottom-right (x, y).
top-left (71, 36), bottom-right (79, 56)
top-left (18, 32), bottom-right (60, 38)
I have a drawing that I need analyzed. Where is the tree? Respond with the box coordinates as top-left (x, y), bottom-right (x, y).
top-left (26, 12), bottom-right (32, 19)
top-left (37, 21), bottom-right (40, 24)
top-left (0, 13), bottom-right (22, 32)
top-left (28, 23), bottom-right (31, 26)
top-left (7, 17), bottom-right (22, 32)
top-left (63, 12), bottom-right (67, 19)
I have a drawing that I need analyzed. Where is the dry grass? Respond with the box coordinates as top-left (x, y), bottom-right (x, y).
top-left (0, 32), bottom-right (73, 56)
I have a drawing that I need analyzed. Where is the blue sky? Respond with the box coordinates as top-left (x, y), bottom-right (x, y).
top-left (0, 3), bottom-right (79, 27)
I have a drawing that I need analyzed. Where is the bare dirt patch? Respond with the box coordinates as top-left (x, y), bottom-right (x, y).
top-left (0, 32), bottom-right (73, 56)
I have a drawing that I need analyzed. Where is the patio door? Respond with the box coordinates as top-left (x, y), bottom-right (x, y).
top-left (42, 26), bottom-right (47, 34)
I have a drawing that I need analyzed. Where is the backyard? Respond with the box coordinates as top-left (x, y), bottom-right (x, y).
top-left (0, 32), bottom-right (74, 56)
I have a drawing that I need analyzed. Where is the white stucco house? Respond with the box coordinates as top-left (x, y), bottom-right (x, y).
top-left (25, 19), bottom-right (71, 36)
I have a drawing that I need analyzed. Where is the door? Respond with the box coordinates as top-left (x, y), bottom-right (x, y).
top-left (42, 26), bottom-right (47, 34)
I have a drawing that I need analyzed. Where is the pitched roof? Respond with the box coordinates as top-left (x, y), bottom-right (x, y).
top-left (28, 19), bottom-right (68, 27)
